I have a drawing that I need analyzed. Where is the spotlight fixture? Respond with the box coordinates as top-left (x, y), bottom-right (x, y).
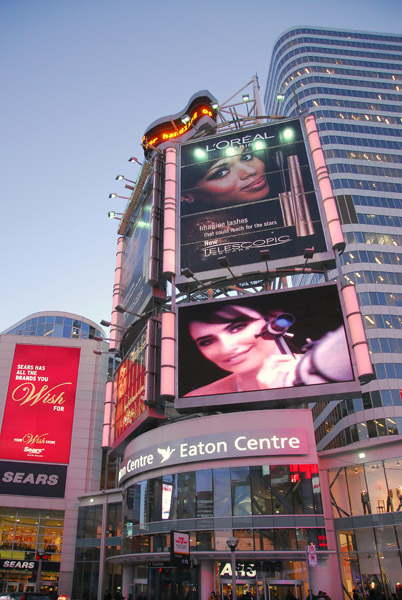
top-left (114, 304), bottom-right (151, 318)
top-left (109, 193), bottom-right (130, 200)
top-left (108, 211), bottom-right (123, 219)
top-left (100, 319), bottom-right (126, 331)
top-left (304, 247), bottom-right (315, 260)
top-left (115, 175), bottom-right (136, 184)
top-left (260, 249), bottom-right (271, 272)
top-left (128, 157), bottom-right (143, 166)
top-left (218, 256), bottom-right (236, 278)
top-left (93, 349), bottom-right (119, 356)
top-left (277, 93), bottom-right (285, 101)
top-left (211, 102), bottom-right (219, 110)
top-left (242, 94), bottom-right (250, 102)
top-left (181, 267), bottom-right (203, 286)
top-left (181, 114), bottom-right (191, 124)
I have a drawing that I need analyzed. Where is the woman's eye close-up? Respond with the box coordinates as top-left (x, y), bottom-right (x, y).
top-left (208, 167), bottom-right (230, 180)
top-left (229, 322), bottom-right (247, 333)
top-left (197, 338), bottom-right (215, 348)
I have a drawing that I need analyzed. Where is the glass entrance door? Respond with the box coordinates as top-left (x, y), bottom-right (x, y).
top-left (267, 580), bottom-right (304, 600)
top-left (221, 581), bottom-right (258, 598)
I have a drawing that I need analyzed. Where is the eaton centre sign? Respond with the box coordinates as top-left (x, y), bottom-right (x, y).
top-left (118, 427), bottom-right (308, 484)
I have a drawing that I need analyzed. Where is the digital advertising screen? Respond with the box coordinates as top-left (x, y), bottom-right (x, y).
top-left (179, 118), bottom-right (332, 281)
top-left (114, 328), bottom-right (147, 444)
top-left (0, 344), bottom-right (80, 463)
top-left (176, 283), bottom-right (359, 410)
top-left (120, 194), bottom-right (153, 329)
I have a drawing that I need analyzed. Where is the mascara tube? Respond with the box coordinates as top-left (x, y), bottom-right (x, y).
top-left (279, 191), bottom-right (295, 227)
top-left (288, 155), bottom-right (315, 237)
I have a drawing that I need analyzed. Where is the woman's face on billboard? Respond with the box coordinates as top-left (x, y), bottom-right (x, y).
top-left (189, 308), bottom-right (278, 375)
top-left (185, 147), bottom-right (269, 207)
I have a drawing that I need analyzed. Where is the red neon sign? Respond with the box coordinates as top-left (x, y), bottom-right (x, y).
top-left (0, 345), bottom-right (80, 464)
top-left (142, 105), bottom-right (215, 150)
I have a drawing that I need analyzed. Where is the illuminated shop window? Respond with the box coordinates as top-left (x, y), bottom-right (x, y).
top-left (330, 459), bottom-right (402, 518)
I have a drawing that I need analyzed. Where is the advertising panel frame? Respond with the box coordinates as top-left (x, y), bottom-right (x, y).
top-left (175, 281), bottom-right (361, 411)
top-left (0, 344), bottom-right (80, 464)
top-left (111, 320), bottom-right (163, 455)
top-left (176, 117), bottom-right (335, 287)
top-left (0, 460), bottom-right (67, 498)
top-left (120, 183), bottom-right (155, 330)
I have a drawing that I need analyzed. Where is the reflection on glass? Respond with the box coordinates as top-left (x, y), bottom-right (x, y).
top-left (330, 468), bottom-right (351, 518)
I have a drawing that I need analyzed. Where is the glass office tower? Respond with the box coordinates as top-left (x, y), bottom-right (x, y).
top-left (264, 27), bottom-right (402, 598)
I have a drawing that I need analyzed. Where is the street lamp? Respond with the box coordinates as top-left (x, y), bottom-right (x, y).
top-left (226, 537), bottom-right (238, 600)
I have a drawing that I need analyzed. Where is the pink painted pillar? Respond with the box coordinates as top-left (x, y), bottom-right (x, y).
top-left (199, 560), bottom-right (216, 600)
top-left (342, 284), bottom-right (373, 383)
top-left (110, 235), bottom-right (126, 351)
top-left (163, 146), bottom-right (177, 277)
top-left (101, 381), bottom-right (113, 448)
top-left (160, 311), bottom-right (175, 399)
top-left (304, 115), bottom-right (345, 252)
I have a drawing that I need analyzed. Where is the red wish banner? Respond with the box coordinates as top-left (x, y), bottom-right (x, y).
top-left (0, 345), bottom-right (80, 464)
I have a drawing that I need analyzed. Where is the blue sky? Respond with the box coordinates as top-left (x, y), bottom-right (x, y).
top-left (1, 0), bottom-right (401, 333)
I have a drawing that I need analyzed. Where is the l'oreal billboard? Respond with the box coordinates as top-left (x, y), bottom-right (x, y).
top-left (178, 118), bottom-right (332, 282)
top-left (176, 283), bottom-right (360, 410)
top-left (0, 345), bottom-right (80, 463)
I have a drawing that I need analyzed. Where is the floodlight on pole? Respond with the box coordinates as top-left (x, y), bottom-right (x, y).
top-left (109, 193), bottom-right (130, 200)
top-left (115, 175), bottom-right (136, 184)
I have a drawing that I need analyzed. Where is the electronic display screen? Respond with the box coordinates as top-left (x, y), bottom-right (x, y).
top-left (177, 283), bottom-right (356, 408)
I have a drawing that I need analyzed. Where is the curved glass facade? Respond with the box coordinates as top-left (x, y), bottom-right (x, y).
top-left (2, 312), bottom-right (104, 339)
top-left (122, 464), bottom-right (324, 555)
top-left (264, 25), bottom-right (402, 600)
top-left (264, 25), bottom-right (402, 450)
top-left (329, 458), bottom-right (402, 596)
